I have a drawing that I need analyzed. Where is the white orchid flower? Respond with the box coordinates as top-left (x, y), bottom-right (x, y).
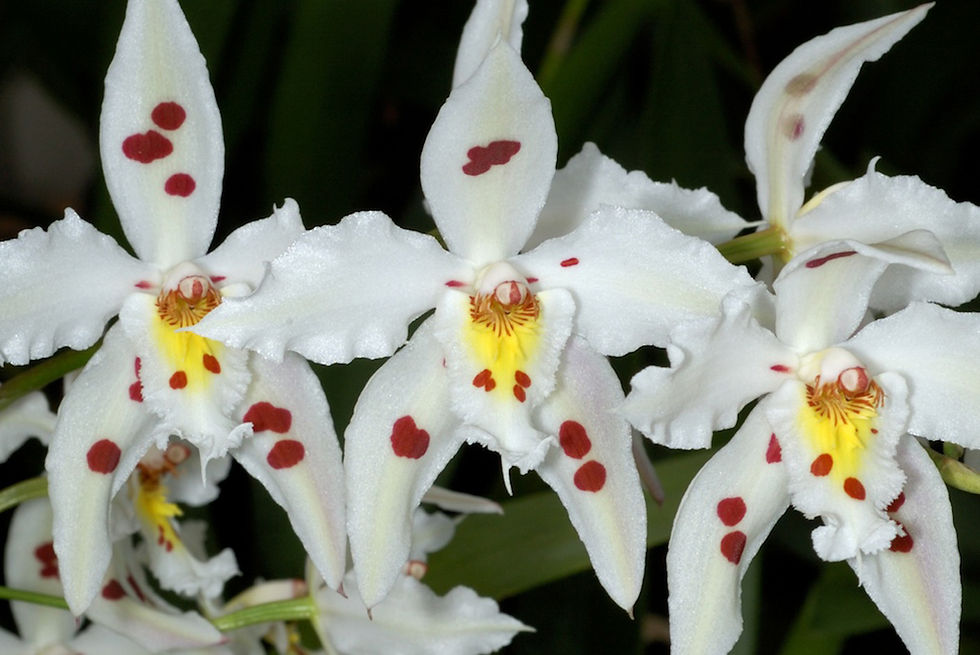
top-left (623, 247), bottom-right (976, 654)
top-left (0, 0), bottom-right (345, 615)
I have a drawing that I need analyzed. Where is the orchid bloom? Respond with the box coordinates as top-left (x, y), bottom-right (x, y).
top-left (0, 0), bottom-right (345, 614)
top-left (191, 0), bottom-right (759, 612)
top-left (729, 3), bottom-right (980, 312)
top-left (622, 246), bottom-right (977, 654)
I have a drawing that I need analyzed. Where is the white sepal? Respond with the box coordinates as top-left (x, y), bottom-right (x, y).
top-left (453, 0), bottom-right (529, 88)
top-left (0, 392), bottom-right (56, 461)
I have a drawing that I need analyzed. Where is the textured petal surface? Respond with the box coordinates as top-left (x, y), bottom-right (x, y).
top-left (100, 0), bottom-right (223, 266)
top-left (528, 142), bottom-right (749, 249)
top-left (515, 206), bottom-right (761, 355)
top-left (192, 211), bottom-right (469, 364)
top-left (0, 392), bottom-right (56, 461)
top-left (45, 325), bottom-right (166, 614)
top-left (232, 352), bottom-right (347, 592)
top-left (622, 294), bottom-right (794, 449)
top-left (848, 435), bottom-right (959, 655)
top-left (345, 322), bottom-right (466, 608)
top-left (667, 405), bottom-right (790, 655)
top-left (0, 211), bottom-right (152, 365)
top-left (846, 302), bottom-right (980, 449)
top-left (452, 0), bottom-right (528, 87)
top-left (421, 43), bottom-right (556, 265)
top-left (535, 337), bottom-right (645, 612)
top-left (745, 5), bottom-right (929, 227)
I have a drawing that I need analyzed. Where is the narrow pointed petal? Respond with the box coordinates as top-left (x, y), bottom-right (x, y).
top-left (667, 406), bottom-right (790, 655)
top-left (848, 435), bottom-right (959, 655)
top-left (45, 326), bottom-right (167, 614)
top-left (0, 392), bottom-right (56, 460)
top-left (421, 43), bottom-right (556, 265)
top-left (0, 211), bottom-right (153, 365)
top-left (68, 625), bottom-right (155, 655)
top-left (100, 0), bottom-right (223, 266)
top-left (535, 338), bottom-right (645, 612)
top-left (421, 486), bottom-right (503, 515)
top-left (195, 198), bottom-right (305, 293)
top-left (527, 142), bottom-right (749, 250)
top-left (515, 206), bottom-right (761, 355)
top-left (192, 211), bottom-right (470, 364)
top-left (231, 352), bottom-right (347, 592)
top-left (346, 322), bottom-right (465, 608)
top-left (846, 302), bottom-right (980, 449)
top-left (453, 0), bottom-right (528, 87)
top-left (622, 294), bottom-right (794, 449)
top-left (745, 4), bottom-right (930, 227)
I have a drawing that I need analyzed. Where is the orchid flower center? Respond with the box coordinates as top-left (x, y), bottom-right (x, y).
top-left (157, 274), bottom-right (221, 328)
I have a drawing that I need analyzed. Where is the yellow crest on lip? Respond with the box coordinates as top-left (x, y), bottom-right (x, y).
top-left (153, 274), bottom-right (224, 392)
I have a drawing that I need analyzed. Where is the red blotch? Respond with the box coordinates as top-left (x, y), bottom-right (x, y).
top-left (560, 257), bottom-right (579, 267)
top-left (770, 364), bottom-right (790, 373)
top-left (169, 371), bottom-right (188, 389)
top-left (789, 116), bottom-right (805, 140)
top-left (472, 368), bottom-right (495, 392)
top-left (886, 492), bottom-right (906, 514)
top-left (844, 477), bottom-right (866, 500)
top-left (810, 453), bottom-right (833, 476)
top-left (526, 277), bottom-right (539, 283)
top-left (267, 439), bottom-right (306, 469)
top-left (889, 526), bottom-right (914, 553)
top-left (122, 130), bottom-right (173, 163)
top-left (34, 541), bottom-right (59, 579)
top-left (871, 428), bottom-right (878, 434)
top-left (512, 384), bottom-right (526, 402)
top-left (209, 275), bottom-right (226, 283)
top-left (573, 460), bottom-right (606, 492)
top-left (515, 370), bottom-right (531, 388)
top-left (445, 280), bottom-right (465, 287)
top-left (462, 140), bottom-right (521, 176)
top-left (390, 415), bottom-right (430, 459)
top-left (244, 402), bottom-right (293, 434)
top-left (87, 439), bottom-right (121, 474)
top-left (134, 280), bottom-right (152, 289)
top-left (151, 101), bottom-right (186, 130)
top-left (766, 434), bottom-right (782, 464)
top-left (559, 421), bottom-right (592, 459)
top-left (129, 381), bottom-right (143, 402)
top-left (165, 173), bottom-right (196, 197)
top-left (127, 575), bottom-right (147, 603)
top-left (202, 353), bottom-right (221, 374)
top-left (720, 531), bottom-right (747, 564)
top-left (716, 497), bottom-right (747, 526)
top-left (805, 250), bottom-right (857, 269)
top-left (101, 580), bottom-right (126, 600)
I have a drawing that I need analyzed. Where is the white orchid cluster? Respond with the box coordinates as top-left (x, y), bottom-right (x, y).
top-left (0, 0), bottom-right (975, 653)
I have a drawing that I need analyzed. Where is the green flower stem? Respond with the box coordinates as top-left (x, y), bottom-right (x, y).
top-left (0, 476), bottom-right (48, 514)
top-left (211, 596), bottom-right (318, 632)
top-left (0, 342), bottom-right (101, 412)
top-left (716, 226), bottom-right (785, 265)
top-left (0, 586), bottom-right (68, 610)
top-left (927, 447), bottom-right (980, 494)
top-left (538, 0), bottom-right (590, 88)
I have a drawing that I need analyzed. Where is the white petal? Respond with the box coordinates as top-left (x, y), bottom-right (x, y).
top-left (318, 571), bottom-right (530, 655)
top-left (622, 294), bottom-right (794, 449)
top-left (434, 288), bottom-right (574, 471)
top-left (44, 325), bottom-right (166, 614)
top-left (846, 302), bottom-right (980, 449)
top-left (666, 406), bottom-right (790, 655)
top-left (421, 43), bottom-right (556, 265)
top-left (346, 322), bottom-right (466, 608)
top-left (68, 624), bottom-right (155, 655)
top-left (527, 142), bottom-right (749, 250)
top-left (192, 211), bottom-right (470, 364)
top-left (231, 352), bottom-right (347, 592)
top-left (515, 205), bottom-right (761, 355)
top-left (0, 391), bottom-right (56, 461)
top-left (534, 338), bottom-right (645, 613)
top-left (848, 435), bottom-right (959, 655)
top-left (745, 5), bottom-right (930, 227)
top-left (0, 211), bottom-right (153, 365)
top-left (165, 448), bottom-right (231, 506)
top-left (100, 0), bottom-right (223, 266)
top-left (195, 198), bottom-right (305, 292)
top-left (408, 510), bottom-right (456, 563)
top-left (421, 486), bottom-right (503, 515)
top-left (452, 0), bottom-right (528, 88)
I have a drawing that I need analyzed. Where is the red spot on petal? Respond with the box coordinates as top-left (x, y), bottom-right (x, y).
top-left (485, 378), bottom-right (496, 391)
top-left (716, 497), bottom-right (747, 526)
top-left (87, 439), bottom-right (121, 474)
top-left (526, 277), bottom-right (538, 283)
top-left (871, 428), bottom-right (878, 434)
top-left (889, 525), bottom-right (914, 553)
top-left (559, 421), bottom-right (592, 459)
top-left (209, 275), bottom-right (225, 283)
top-left (134, 280), bottom-right (152, 289)
top-left (101, 580), bottom-right (126, 600)
top-left (151, 101), bottom-right (186, 130)
top-left (472, 368), bottom-right (494, 391)
top-left (390, 416), bottom-right (430, 459)
top-left (887, 492), bottom-right (906, 514)
top-left (122, 130), bottom-right (173, 163)
top-left (720, 531), bottom-right (747, 564)
top-left (766, 434), bottom-right (782, 464)
top-left (515, 370), bottom-right (531, 388)
top-left (462, 140), bottom-right (521, 176)
top-left (573, 460), bottom-right (606, 492)
top-left (810, 453), bottom-right (833, 476)
top-left (169, 371), bottom-right (188, 389)
top-left (127, 575), bottom-right (147, 602)
top-left (129, 381), bottom-right (143, 402)
top-left (445, 280), bottom-right (465, 287)
top-left (770, 364), bottom-right (790, 373)
top-left (244, 402), bottom-right (293, 434)
top-left (844, 477), bottom-right (866, 500)
top-left (267, 439), bottom-right (306, 469)
top-left (784, 114), bottom-right (805, 140)
top-left (512, 385), bottom-right (526, 402)
top-left (805, 250), bottom-right (857, 269)
top-left (202, 353), bottom-right (221, 374)
top-left (34, 541), bottom-right (58, 579)
top-left (165, 173), bottom-right (196, 197)
top-left (560, 257), bottom-right (579, 267)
